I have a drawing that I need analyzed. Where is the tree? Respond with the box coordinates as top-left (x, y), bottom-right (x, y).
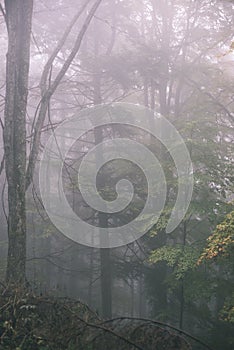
top-left (3, 0), bottom-right (33, 285)
top-left (1, 2), bottom-right (233, 347)
top-left (199, 211), bottom-right (234, 327)
top-left (3, 0), bottom-right (103, 285)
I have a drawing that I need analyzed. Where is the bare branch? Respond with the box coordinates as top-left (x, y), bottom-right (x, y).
top-left (26, 0), bottom-right (103, 188)
top-left (39, 0), bottom-right (92, 93)
top-left (0, 2), bottom-right (7, 31)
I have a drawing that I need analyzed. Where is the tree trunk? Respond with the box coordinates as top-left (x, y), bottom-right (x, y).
top-left (92, 21), bottom-right (112, 319)
top-left (3, 0), bottom-right (102, 286)
top-left (179, 221), bottom-right (187, 329)
top-left (3, 0), bottom-right (33, 285)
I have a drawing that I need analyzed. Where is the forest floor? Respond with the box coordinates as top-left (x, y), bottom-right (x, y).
top-left (0, 287), bottom-right (192, 350)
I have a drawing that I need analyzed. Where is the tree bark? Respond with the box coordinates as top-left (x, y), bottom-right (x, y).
top-left (3, 0), bottom-right (33, 285)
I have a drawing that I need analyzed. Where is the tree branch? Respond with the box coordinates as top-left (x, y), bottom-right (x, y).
top-left (26, 0), bottom-right (103, 189)
top-left (0, 2), bottom-right (8, 31)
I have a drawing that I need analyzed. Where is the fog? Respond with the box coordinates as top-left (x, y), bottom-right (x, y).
top-left (0, 1), bottom-right (233, 349)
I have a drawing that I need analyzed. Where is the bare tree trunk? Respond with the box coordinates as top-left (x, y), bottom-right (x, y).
top-left (143, 77), bottom-right (149, 108)
top-left (3, 0), bottom-right (102, 286)
top-left (179, 280), bottom-right (185, 329)
top-left (130, 277), bottom-right (134, 317)
top-left (92, 22), bottom-right (112, 318)
top-left (100, 247), bottom-right (112, 318)
top-left (179, 221), bottom-right (187, 329)
top-left (87, 247), bottom-right (94, 307)
top-left (3, 0), bottom-right (33, 285)
top-left (93, 80), bottom-right (113, 319)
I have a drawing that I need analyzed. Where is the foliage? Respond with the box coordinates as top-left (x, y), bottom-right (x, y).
top-left (0, 289), bottom-right (191, 350)
top-left (220, 292), bottom-right (234, 324)
top-left (149, 245), bottom-right (201, 280)
top-left (0, 288), bottom-right (99, 350)
top-left (0, 0), bottom-right (233, 348)
top-left (198, 211), bottom-right (234, 325)
top-left (198, 211), bottom-right (234, 262)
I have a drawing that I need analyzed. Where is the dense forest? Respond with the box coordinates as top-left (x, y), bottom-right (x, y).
top-left (0, 0), bottom-right (233, 349)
